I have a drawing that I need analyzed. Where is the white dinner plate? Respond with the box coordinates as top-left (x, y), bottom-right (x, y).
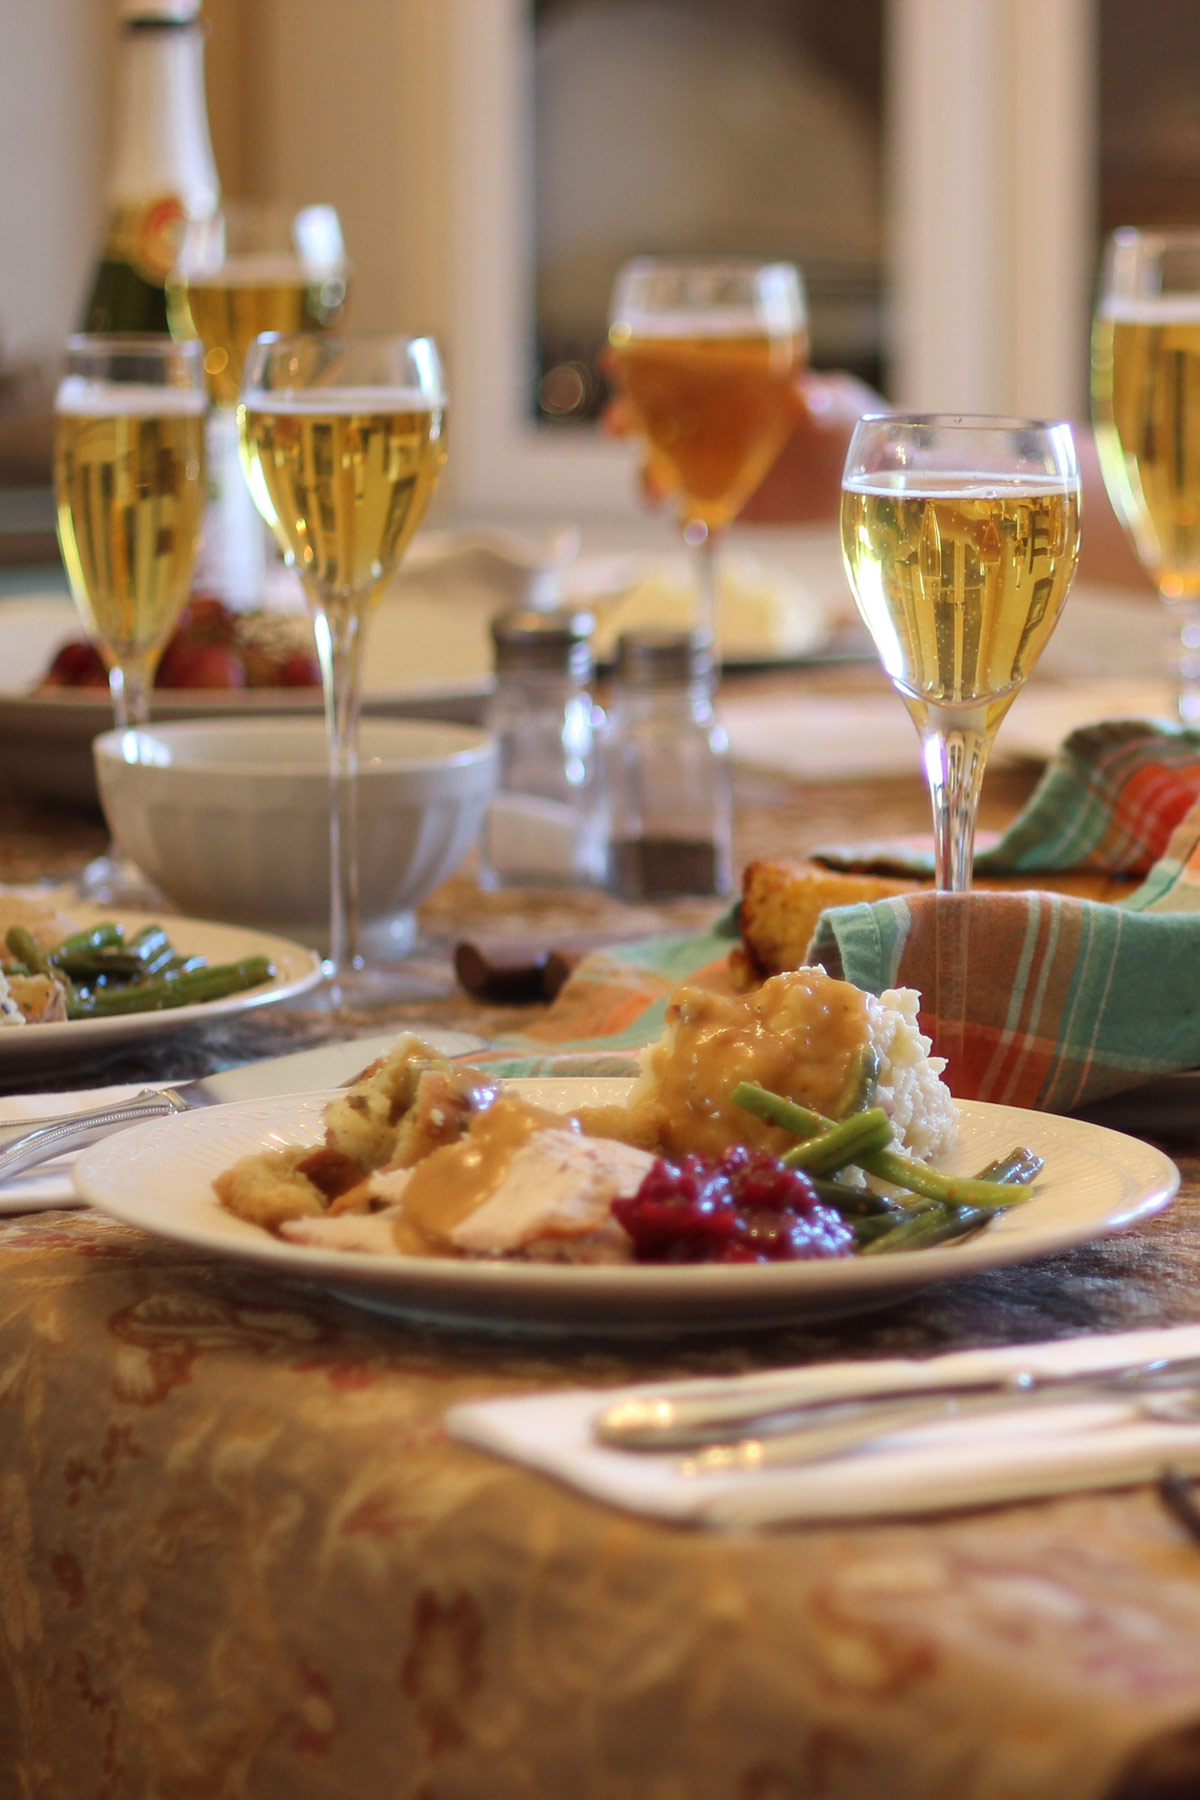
top-left (3, 906), bottom-right (322, 1067)
top-left (73, 1080), bottom-right (1179, 1336)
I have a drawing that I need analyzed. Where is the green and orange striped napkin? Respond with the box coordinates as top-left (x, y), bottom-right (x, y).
top-left (488, 720), bottom-right (1200, 1113)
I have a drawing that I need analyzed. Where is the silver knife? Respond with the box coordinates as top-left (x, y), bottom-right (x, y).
top-left (596, 1348), bottom-right (1200, 1452)
top-left (0, 1025), bottom-right (487, 1181)
top-left (677, 1354), bottom-right (1200, 1475)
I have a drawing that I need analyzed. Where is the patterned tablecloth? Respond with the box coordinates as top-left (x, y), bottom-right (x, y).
top-left (3, 670), bottom-right (1200, 1800)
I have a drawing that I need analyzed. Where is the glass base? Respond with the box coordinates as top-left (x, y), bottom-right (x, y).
top-left (310, 959), bottom-right (456, 1015)
top-left (76, 847), bottom-right (164, 910)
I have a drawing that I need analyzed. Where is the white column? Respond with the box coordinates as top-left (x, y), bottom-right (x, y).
top-left (1007, 0), bottom-right (1097, 422)
top-left (887, 0), bottom-right (1096, 420)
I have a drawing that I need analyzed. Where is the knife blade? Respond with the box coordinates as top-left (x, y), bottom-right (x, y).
top-left (0, 1025), bottom-right (488, 1181)
top-left (596, 1348), bottom-right (1200, 1452)
top-left (678, 1354), bottom-right (1200, 1475)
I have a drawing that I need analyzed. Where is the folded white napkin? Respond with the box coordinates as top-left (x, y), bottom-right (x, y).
top-left (0, 1084), bottom-right (145, 1214)
top-left (447, 1324), bottom-right (1200, 1527)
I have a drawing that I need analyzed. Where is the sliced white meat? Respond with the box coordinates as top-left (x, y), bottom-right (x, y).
top-left (450, 1129), bottom-right (655, 1257)
top-left (279, 1208), bottom-right (407, 1255)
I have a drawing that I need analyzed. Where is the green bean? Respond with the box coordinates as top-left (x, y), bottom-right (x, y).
top-left (69, 956), bottom-right (274, 1017)
top-left (860, 1203), bottom-right (991, 1256)
top-left (51, 922), bottom-right (125, 958)
top-left (781, 1107), bottom-right (893, 1176)
top-left (6, 927), bottom-right (53, 978)
top-left (733, 1079), bottom-right (1039, 1211)
top-left (731, 1082), bottom-right (825, 1141)
top-left (808, 1178), bottom-right (900, 1219)
top-left (834, 1046), bottom-right (881, 1118)
top-left (976, 1146), bottom-right (1045, 1186)
top-left (862, 1147), bottom-right (1035, 1211)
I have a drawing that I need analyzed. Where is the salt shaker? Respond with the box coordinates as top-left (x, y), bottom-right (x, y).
top-left (603, 628), bottom-right (733, 900)
top-left (481, 608), bottom-right (605, 887)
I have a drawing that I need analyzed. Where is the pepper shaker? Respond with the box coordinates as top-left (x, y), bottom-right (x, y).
top-left (603, 628), bottom-right (733, 900)
top-left (481, 608), bottom-right (605, 887)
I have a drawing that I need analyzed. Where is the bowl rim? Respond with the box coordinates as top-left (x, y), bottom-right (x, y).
top-left (93, 717), bottom-right (497, 778)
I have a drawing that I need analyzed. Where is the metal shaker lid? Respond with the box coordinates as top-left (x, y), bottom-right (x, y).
top-left (613, 628), bottom-right (714, 686)
top-left (490, 608), bottom-right (596, 676)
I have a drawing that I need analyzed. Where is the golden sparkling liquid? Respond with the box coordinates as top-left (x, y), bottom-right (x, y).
top-left (238, 395), bottom-right (446, 615)
top-left (840, 477), bottom-right (1081, 734)
top-left (608, 331), bottom-right (803, 532)
top-left (54, 396), bottom-right (206, 663)
top-left (1092, 304), bottom-right (1200, 599)
top-left (168, 268), bottom-right (349, 405)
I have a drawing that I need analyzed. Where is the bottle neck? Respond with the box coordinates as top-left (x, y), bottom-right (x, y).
top-left (107, 21), bottom-right (218, 212)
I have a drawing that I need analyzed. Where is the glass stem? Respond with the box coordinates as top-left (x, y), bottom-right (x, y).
top-left (109, 655), bottom-right (154, 735)
top-left (686, 520), bottom-right (719, 651)
top-left (920, 719), bottom-right (991, 1090)
top-left (313, 596), bottom-right (367, 986)
top-left (921, 721), bottom-right (990, 893)
top-left (1163, 591), bottom-right (1200, 725)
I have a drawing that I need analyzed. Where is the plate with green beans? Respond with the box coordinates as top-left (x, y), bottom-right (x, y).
top-left (74, 1077), bottom-right (1180, 1334)
top-left (0, 907), bottom-right (322, 1065)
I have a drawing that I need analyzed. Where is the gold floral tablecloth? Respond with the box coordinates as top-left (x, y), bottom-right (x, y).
top-left (4, 673), bottom-right (1200, 1799)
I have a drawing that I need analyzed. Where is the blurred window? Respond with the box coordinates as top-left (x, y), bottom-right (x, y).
top-left (531, 0), bottom-right (885, 426)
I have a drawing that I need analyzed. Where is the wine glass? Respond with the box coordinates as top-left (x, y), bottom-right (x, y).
top-left (607, 258), bottom-right (806, 652)
top-left (1092, 228), bottom-right (1200, 722)
top-left (840, 415), bottom-right (1081, 1071)
top-left (54, 334), bottom-right (208, 902)
top-left (237, 332), bottom-right (447, 1003)
top-left (168, 202), bottom-right (350, 608)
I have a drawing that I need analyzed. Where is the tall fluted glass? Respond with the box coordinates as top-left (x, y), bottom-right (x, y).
top-left (238, 332), bottom-right (447, 1001)
top-left (607, 258), bottom-right (805, 655)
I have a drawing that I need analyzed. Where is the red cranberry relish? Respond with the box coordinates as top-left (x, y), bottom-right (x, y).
top-left (611, 1145), bottom-right (855, 1265)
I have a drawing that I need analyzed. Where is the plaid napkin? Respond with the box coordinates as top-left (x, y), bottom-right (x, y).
top-left (484, 719), bottom-right (1200, 1114)
top-left (809, 719), bottom-right (1200, 1110)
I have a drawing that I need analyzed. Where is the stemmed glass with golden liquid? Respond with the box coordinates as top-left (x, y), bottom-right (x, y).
top-left (607, 258), bottom-right (806, 650)
top-left (54, 334), bottom-right (208, 900)
top-left (1091, 228), bottom-right (1200, 722)
top-left (238, 333), bottom-right (447, 1001)
top-left (168, 203), bottom-right (349, 606)
top-left (840, 416), bottom-right (1081, 1071)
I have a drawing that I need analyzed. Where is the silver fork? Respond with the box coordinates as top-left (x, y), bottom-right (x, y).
top-left (0, 1089), bottom-right (194, 1181)
top-left (676, 1359), bottom-right (1200, 1475)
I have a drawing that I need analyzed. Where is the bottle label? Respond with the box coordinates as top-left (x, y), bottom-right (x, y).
top-left (103, 195), bottom-right (188, 284)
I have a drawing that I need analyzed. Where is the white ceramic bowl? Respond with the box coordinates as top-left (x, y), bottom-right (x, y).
top-left (94, 718), bottom-right (497, 954)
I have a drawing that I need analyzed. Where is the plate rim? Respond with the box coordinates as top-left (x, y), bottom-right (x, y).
top-left (71, 1086), bottom-right (1181, 1319)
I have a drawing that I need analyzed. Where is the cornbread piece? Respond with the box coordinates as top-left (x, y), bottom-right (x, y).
top-left (213, 1147), bottom-right (328, 1230)
top-left (739, 859), bottom-right (922, 980)
top-left (737, 857), bottom-right (1144, 983)
top-left (323, 1035), bottom-right (495, 1170)
top-left (217, 1035), bottom-right (498, 1233)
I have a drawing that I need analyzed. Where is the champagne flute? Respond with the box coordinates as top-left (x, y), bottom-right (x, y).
top-left (237, 332), bottom-right (447, 1002)
top-left (840, 416), bottom-right (1081, 1071)
top-left (54, 334), bottom-right (208, 902)
top-left (1092, 228), bottom-right (1200, 722)
top-left (607, 258), bottom-right (806, 652)
top-left (168, 202), bottom-right (350, 608)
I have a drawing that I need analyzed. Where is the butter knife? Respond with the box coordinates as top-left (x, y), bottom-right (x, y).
top-left (676, 1355), bottom-right (1200, 1475)
top-left (597, 1350), bottom-right (1200, 1453)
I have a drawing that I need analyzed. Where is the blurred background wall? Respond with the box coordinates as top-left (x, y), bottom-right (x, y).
top-left (1, 0), bottom-right (1198, 515)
